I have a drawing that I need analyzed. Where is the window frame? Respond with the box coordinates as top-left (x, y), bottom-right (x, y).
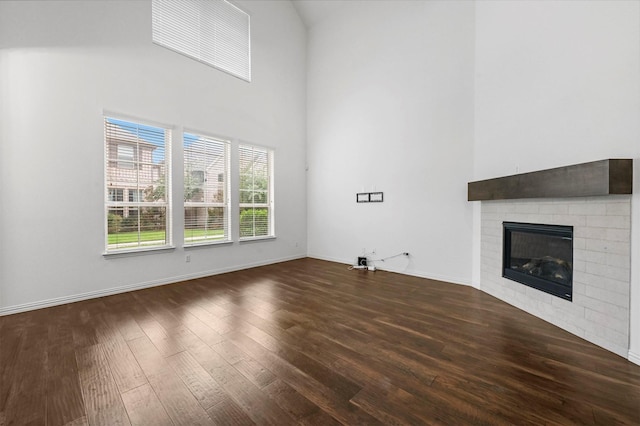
top-left (104, 115), bottom-right (173, 254)
top-left (238, 143), bottom-right (274, 241)
top-left (183, 131), bottom-right (231, 246)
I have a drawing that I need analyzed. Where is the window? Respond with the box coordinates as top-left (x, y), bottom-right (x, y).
top-left (117, 145), bottom-right (135, 169)
top-left (105, 117), bottom-right (171, 252)
top-left (108, 188), bottom-right (124, 202)
top-left (184, 132), bottom-right (230, 245)
top-left (152, 0), bottom-right (251, 82)
top-left (128, 189), bottom-right (144, 202)
top-left (239, 144), bottom-right (273, 239)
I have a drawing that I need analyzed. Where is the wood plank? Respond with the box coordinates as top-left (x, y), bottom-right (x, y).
top-left (166, 350), bottom-right (227, 410)
top-left (70, 306), bottom-right (101, 349)
top-left (64, 416), bottom-right (89, 426)
top-left (225, 315), bottom-right (364, 402)
top-left (467, 158), bottom-right (633, 201)
top-left (100, 332), bottom-right (148, 393)
top-left (226, 330), bottom-right (383, 425)
top-left (297, 409), bottom-right (342, 426)
top-left (102, 310), bottom-right (146, 342)
top-left (76, 344), bottom-right (131, 426)
top-left (180, 331), bottom-right (297, 425)
top-left (170, 308), bottom-right (225, 348)
top-left (1, 314), bottom-right (48, 425)
top-left (183, 303), bottom-right (235, 335)
top-left (211, 339), bottom-right (248, 365)
top-left (138, 318), bottom-right (187, 357)
top-left (233, 357), bottom-right (277, 389)
top-left (127, 336), bottom-right (215, 426)
top-left (351, 384), bottom-right (465, 426)
top-left (262, 379), bottom-right (321, 421)
top-left (280, 320), bottom-right (507, 425)
top-left (132, 291), bottom-right (183, 331)
top-left (46, 316), bottom-right (86, 426)
top-left (121, 384), bottom-right (173, 426)
top-left (0, 314), bottom-right (26, 417)
top-left (201, 354), bottom-right (297, 426)
top-left (206, 396), bottom-right (256, 426)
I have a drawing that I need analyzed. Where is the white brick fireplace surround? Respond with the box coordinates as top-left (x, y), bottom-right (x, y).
top-left (480, 196), bottom-right (631, 357)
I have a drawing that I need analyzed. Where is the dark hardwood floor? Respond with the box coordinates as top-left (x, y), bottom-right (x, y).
top-left (1, 258), bottom-right (639, 425)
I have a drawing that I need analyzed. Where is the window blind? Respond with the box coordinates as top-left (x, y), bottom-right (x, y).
top-left (184, 132), bottom-right (230, 245)
top-left (152, 0), bottom-right (251, 82)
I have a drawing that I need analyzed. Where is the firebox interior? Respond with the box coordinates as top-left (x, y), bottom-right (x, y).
top-left (503, 222), bottom-right (573, 301)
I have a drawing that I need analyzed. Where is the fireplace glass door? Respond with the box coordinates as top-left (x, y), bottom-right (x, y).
top-left (503, 222), bottom-right (573, 301)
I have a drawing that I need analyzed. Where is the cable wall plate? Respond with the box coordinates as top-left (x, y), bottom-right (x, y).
top-left (369, 192), bottom-right (383, 202)
top-left (356, 192), bottom-right (384, 203)
top-left (357, 193), bottom-right (370, 203)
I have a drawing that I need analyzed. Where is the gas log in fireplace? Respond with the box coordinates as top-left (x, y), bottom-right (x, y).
top-left (503, 222), bottom-right (573, 301)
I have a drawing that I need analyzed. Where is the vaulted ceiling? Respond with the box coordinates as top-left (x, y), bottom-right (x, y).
top-left (290, 0), bottom-right (349, 28)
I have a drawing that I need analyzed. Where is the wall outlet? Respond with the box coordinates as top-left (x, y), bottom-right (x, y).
top-left (357, 257), bottom-right (368, 267)
top-left (185, 254), bottom-right (191, 263)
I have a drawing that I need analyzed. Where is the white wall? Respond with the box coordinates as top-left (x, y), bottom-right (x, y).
top-left (473, 1), bottom-right (640, 362)
top-left (0, 0), bottom-right (307, 313)
top-left (306, 0), bottom-right (476, 284)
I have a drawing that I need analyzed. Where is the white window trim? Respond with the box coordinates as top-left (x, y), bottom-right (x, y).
top-left (102, 245), bottom-right (176, 257)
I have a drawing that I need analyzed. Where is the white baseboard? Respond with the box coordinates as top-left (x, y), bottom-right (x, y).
top-left (629, 350), bottom-right (640, 366)
top-left (306, 253), bottom-right (472, 287)
top-left (0, 255), bottom-right (305, 316)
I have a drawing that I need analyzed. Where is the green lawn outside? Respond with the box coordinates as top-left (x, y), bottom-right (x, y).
top-left (109, 228), bottom-right (224, 245)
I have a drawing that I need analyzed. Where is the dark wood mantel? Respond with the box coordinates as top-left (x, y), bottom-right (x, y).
top-left (468, 159), bottom-right (633, 201)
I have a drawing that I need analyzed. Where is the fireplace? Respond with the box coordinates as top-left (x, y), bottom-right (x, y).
top-left (471, 161), bottom-right (632, 356)
top-left (503, 222), bottom-right (573, 301)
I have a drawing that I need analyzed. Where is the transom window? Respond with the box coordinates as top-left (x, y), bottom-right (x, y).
top-left (104, 117), bottom-right (171, 252)
top-left (152, 0), bottom-right (251, 82)
top-left (239, 144), bottom-right (274, 239)
top-left (184, 132), bottom-right (230, 245)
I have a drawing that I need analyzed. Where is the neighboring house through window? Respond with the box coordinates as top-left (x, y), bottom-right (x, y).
top-left (105, 117), bottom-right (171, 252)
top-left (239, 144), bottom-right (273, 239)
top-left (184, 132), bottom-right (230, 245)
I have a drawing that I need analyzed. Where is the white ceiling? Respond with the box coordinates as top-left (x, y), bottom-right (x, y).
top-left (290, 0), bottom-right (349, 28)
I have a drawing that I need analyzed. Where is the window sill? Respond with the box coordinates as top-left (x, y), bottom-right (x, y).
top-left (239, 235), bottom-right (276, 243)
top-left (184, 240), bottom-right (233, 249)
top-left (103, 245), bottom-right (176, 258)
